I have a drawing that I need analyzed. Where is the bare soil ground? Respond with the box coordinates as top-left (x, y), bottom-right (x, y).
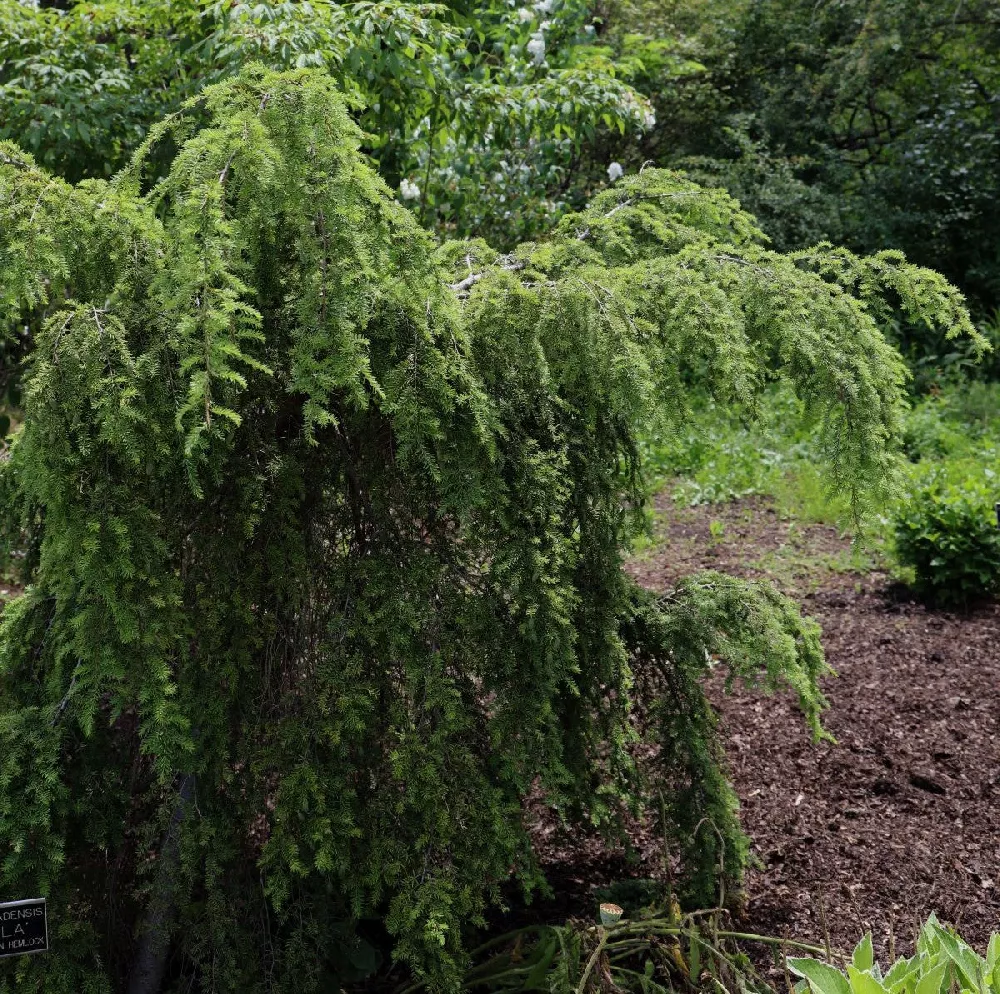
top-left (525, 493), bottom-right (1000, 962)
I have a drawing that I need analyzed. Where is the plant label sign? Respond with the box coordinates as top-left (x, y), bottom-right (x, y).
top-left (0, 899), bottom-right (48, 957)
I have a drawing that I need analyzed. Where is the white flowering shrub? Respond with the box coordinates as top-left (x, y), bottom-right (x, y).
top-left (0, 0), bottom-right (661, 248)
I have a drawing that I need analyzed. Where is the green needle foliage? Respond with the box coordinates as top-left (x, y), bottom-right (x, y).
top-left (0, 66), bottom-right (978, 993)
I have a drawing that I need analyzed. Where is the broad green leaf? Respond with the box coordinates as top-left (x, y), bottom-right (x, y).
top-left (885, 957), bottom-right (914, 988)
top-left (915, 961), bottom-right (949, 994)
top-left (848, 965), bottom-right (890, 994)
top-left (854, 934), bottom-right (875, 973)
top-left (933, 925), bottom-right (986, 990)
top-left (788, 958), bottom-right (852, 994)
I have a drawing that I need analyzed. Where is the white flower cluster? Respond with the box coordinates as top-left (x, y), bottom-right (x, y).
top-left (621, 89), bottom-right (657, 131)
top-left (399, 178), bottom-right (421, 201)
top-left (516, 0), bottom-right (556, 63)
top-left (516, 0), bottom-right (552, 24)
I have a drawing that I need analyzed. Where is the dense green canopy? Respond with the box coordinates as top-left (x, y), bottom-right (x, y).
top-left (611, 0), bottom-right (1000, 325)
top-left (0, 66), bottom-right (978, 992)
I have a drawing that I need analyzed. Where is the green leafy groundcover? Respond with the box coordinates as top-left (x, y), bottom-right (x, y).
top-left (0, 66), bottom-right (979, 992)
top-left (790, 915), bottom-right (1000, 994)
top-left (399, 909), bottom-right (1000, 994)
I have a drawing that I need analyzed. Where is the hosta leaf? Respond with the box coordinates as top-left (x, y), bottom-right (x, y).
top-left (854, 934), bottom-right (875, 973)
top-left (788, 958), bottom-right (852, 994)
top-left (849, 965), bottom-right (890, 994)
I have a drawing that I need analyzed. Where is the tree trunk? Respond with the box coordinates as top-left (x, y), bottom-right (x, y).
top-left (127, 773), bottom-right (195, 994)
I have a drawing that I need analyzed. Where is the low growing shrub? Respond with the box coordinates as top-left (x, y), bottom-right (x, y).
top-left (900, 383), bottom-right (1000, 463)
top-left (893, 470), bottom-right (1000, 606)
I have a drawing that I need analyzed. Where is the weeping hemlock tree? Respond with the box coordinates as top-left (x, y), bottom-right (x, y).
top-left (0, 67), bottom-right (978, 993)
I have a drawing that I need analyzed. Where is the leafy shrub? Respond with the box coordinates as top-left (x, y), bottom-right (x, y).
top-left (0, 0), bottom-right (656, 246)
top-left (789, 914), bottom-right (1000, 994)
top-left (0, 0), bottom-right (662, 418)
top-left (893, 469), bottom-right (1000, 607)
top-left (899, 383), bottom-right (1000, 463)
top-left (616, 0), bottom-right (1000, 317)
top-left (900, 396), bottom-right (971, 463)
top-left (975, 309), bottom-right (1000, 381)
top-left (677, 126), bottom-right (847, 255)
top-left (639, 387), bottom-right (852, 525)
top-left (882, 312), bottom-right (994, 395)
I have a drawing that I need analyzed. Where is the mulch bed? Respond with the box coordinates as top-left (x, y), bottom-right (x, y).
top-left (614, 494), bottom-right (1000, 960)
top-left (516, 493), bottom-right (1000, 966)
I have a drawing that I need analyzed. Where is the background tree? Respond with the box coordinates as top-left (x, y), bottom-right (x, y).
top-left (606, 0), bottom-right (1000, 379)
top-left (0, 66), bottom-right (978, 992)
top-left (0, 0), bottom-right (662, 245)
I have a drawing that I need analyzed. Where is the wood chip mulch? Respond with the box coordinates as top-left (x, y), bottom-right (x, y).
top-left (524, 494), bottom-right (1000, 961)
top-left (631, 494), bottom-right (1000, 959)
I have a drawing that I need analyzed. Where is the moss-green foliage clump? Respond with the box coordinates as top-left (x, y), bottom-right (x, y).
top-left (0, 67), bottom-right (978, 992)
